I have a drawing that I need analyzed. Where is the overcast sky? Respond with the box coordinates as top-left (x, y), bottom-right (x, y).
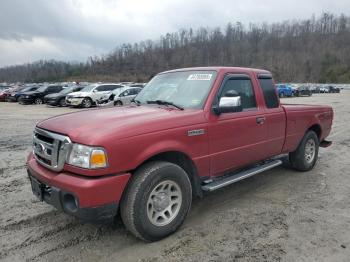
top-left (0, 0), bottom-right (349, 67)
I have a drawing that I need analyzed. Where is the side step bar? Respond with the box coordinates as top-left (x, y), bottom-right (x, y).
top-left (201, 159), bottom-right (283, 192)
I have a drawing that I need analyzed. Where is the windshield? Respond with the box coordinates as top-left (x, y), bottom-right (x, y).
top-left (60, 86), bottom-right (75, 94)
top-left (80, 84), bottom-right (96, 92)
top-left (135, 70), bottom-right (217, 109)
top-left (36, 86), bottom-right (48, 92)
top-left (21, 86), bottom-right (37, 92)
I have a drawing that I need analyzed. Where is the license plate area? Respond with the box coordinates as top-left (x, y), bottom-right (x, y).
top-left (30, 177), bottom-right (44, 201)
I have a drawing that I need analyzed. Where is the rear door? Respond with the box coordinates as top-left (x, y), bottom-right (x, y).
top-left (123, 88), bottom-right (140, 104)
top-left (93, 85), bottom-right (110, 100)
top-left (256, 75), bottom-right (286, 157)
top-left (208, 74), bottom-right (268, 176)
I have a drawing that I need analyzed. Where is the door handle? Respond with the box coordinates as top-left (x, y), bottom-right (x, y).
top-left (256, 116), bottom-right (266, 124)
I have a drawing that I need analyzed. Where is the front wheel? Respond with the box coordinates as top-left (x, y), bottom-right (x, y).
top-left (114, 100), bottom-right (123, 107)
top-left (82, 98), bottom-right (92, 108)
top-left (34, 98), bottom-right (43, 104)
top-left (289, 130), bottom-right (319, 171)
top-left (120, 161), bottom-right (192, 241)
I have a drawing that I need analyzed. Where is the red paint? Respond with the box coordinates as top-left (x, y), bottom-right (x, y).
top-left (28, 67), bottom-right (333, 208)
top-left (27, 152), bottom-right (130, 207)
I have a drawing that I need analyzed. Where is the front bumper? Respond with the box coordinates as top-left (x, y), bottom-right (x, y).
top-left (66, 97), bottom-right (84, 106)
top-left (7, 96), bottom-right (18, 102)
top-left (27, 153), bottom-right (131, 222)
top-left (19, 97), bottom-right (35, 104)
top-left (45, 98), bottom-right (59, 106)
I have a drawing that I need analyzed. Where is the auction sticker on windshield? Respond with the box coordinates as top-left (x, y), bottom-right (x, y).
top-left (187, 74), bottom-right (212, 81)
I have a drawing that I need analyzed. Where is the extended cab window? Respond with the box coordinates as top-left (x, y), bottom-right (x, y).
top-left (219, 78), bottom-right (257, 110)
top-left (258, 76), bottom-right (279, 108)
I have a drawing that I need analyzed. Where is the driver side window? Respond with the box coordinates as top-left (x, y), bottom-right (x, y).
top-left (220, 78), bottom-right (257, 110)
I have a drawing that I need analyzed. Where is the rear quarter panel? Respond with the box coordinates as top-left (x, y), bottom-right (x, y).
top-left (282, 104), bottom-right (333, 152)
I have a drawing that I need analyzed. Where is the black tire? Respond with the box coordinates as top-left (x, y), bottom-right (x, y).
top-left (34, 98), bottom-right (43, 105)
top-left (120, 161), bottom-right (192, 242)
top-left (279, 92), bottom-right (284, 98)
top-left (58, 98), bottom-right (66, 107)
top-left (289, 130), bottom-right (319, 171)
top-left (114, 100), bottom-right (123, 107)
top-left (82, 97), bottom-right (92, 108)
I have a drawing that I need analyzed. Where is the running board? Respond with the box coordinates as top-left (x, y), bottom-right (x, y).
top-left (201, 160), bottom-right (283, 192)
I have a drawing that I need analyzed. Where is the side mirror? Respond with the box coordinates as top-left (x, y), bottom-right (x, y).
top-left (213, 91), bottom-right (242, 115)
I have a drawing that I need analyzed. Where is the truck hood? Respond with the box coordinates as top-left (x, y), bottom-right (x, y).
top-left (37, 106), bottom-right (205, 145)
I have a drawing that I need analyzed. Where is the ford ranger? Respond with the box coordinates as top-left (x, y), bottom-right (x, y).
top-left (27, 67), bottom-right (333, 241)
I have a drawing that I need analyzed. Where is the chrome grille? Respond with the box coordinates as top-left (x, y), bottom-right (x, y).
top-left (33, 128), bottom-right (72, 172)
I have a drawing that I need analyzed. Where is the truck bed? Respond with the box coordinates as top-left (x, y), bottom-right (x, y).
top-left (282, 104), bottom-right (333, 152)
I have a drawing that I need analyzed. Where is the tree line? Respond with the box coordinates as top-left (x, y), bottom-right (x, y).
top-left (0, 12), bottom-right (349, 83)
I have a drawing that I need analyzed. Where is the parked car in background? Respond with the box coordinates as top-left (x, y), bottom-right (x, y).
top-left (294, 86), bottom-right (312, 97)
top-left (66, 83), bottom-right (121, 108)
top-left (276, 84), bottom-right (293, 97)
top-left (0, 88), bottom-right (12, 102)
top-left (97, 84), bottom-right (129, 105)
top-left (19, 85), bottom-right (64, 104)
top-left (7, 85), bottom-right (39, 102)
top-left (328, 86), bottom-right (340, 93)
top-left (0, 85), bottom-right (11, 91)
top-left (44, 85), bottom-right (84, 106)
top-left (128, 83), bottom-right (146, 88)
top-left (1, 86), bottom-right (25, 101)
top-left (114, 87), bottom-right (142, 106)
top-left (319, 86), bottom-right (329, 93)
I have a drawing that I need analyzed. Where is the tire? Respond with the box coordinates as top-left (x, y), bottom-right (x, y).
top-left (279, 92), bottom-right (284, 98)
top-left (289, 130), bottom-right (319, 171)
top-left (34, 98), bottom-right (43, 105)
top-left (82, 97), bottom-right (92, 108)
top-left (58, 98), bottom-right (66, 107)
top-left (120, 161), bottom-right (192, 242)
top-left (114, 100), bottom-right (123, 107)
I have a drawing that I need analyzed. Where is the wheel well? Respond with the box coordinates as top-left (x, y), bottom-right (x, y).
top-left (139, 151), bottom-right (203, 198)
top-left (308, 124), bottom-right (321, 140)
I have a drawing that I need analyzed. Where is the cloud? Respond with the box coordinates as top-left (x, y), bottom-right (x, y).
top-left (0, 0), bottom-right (349, 67)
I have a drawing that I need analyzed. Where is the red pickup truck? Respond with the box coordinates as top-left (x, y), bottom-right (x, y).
top-left (27, 67), bottom-right (333, 241)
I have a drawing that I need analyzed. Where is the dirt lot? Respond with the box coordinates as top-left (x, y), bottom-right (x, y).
top-left (1, 92), bottom-right (350, 262)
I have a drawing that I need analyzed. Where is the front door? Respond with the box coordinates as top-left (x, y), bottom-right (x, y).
top-left (208, 74), bottom-right (268, 176)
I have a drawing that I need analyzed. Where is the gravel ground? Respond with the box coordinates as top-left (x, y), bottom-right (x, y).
top-left (0, 92), bottom-right (350, 262)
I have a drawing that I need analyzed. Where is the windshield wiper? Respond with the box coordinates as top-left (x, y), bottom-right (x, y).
top-left (146, 100), bottom-right (184, 110)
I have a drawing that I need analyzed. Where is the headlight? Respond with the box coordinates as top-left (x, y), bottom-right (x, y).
top-left (67, 144), bottom-right (108, 169)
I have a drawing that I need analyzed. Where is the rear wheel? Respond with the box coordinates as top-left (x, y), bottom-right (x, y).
top-left (120, 161), bottom-right (192, 241)
top-left (289, 130), bottom-right (319, 171)
top-left (279, 92), bottom-right (284, 98)
top-left (82, 98), bottom-right (92, 108)
top-left (34, 98), bottom-right (43, 104)
top-left (114, 100), bottom-right (123, 107)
